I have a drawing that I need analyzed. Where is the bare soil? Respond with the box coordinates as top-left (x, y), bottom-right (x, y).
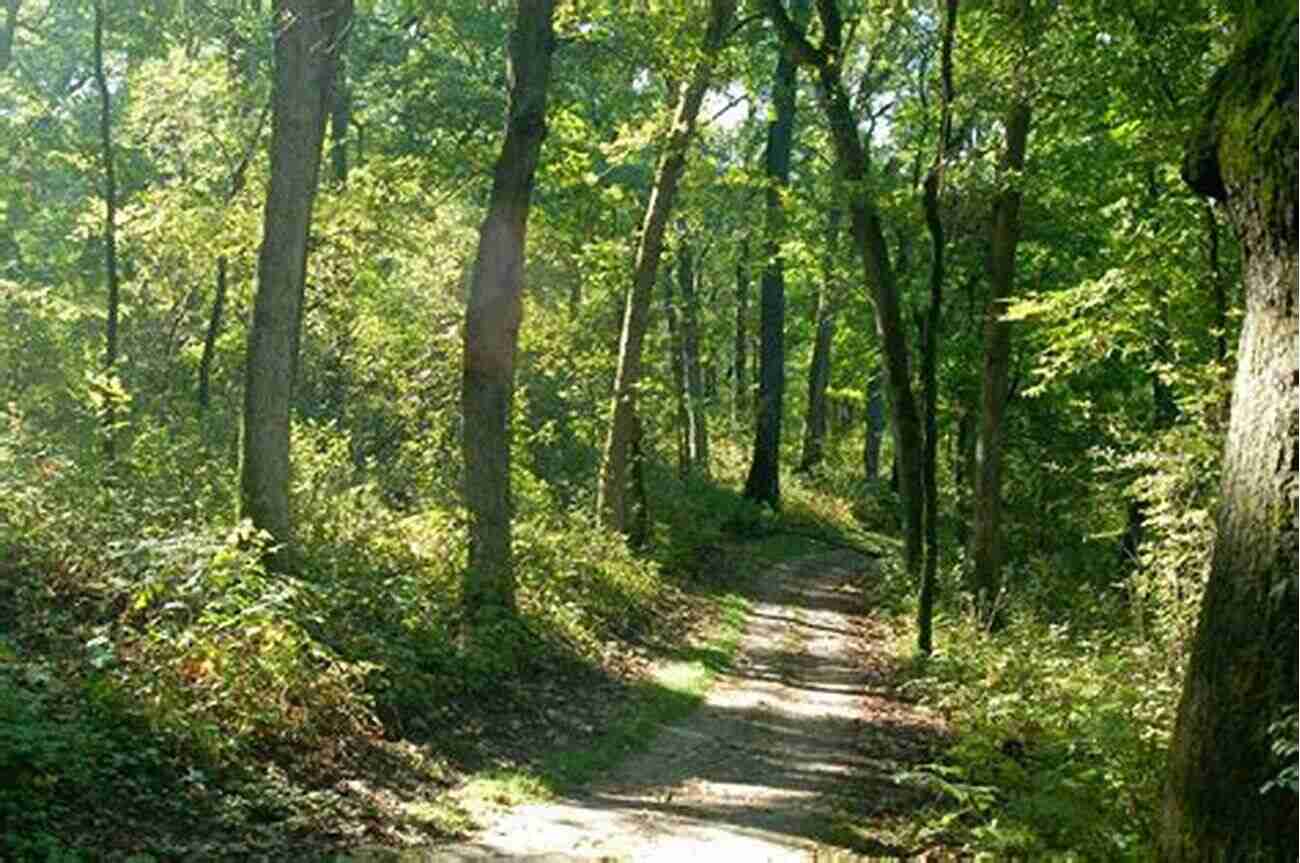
top-left (396, 550), bottom-right (947, 862)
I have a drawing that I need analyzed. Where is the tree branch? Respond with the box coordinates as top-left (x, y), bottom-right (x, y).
top-left (762, 0), bottom-right (823, 66)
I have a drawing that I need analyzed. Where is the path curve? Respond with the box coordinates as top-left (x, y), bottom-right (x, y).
top-left (419, 550), bottom-right (905, 861)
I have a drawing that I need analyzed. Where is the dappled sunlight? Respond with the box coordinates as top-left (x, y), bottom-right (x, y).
top-left (428, 552), bottom-right (946, 859)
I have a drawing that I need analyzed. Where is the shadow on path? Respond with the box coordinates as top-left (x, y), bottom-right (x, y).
top-left (405, 551), bottom-right (946, 862)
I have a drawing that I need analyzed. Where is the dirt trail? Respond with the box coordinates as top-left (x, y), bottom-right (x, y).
top-left (414, 550), bottom-right (935, 862)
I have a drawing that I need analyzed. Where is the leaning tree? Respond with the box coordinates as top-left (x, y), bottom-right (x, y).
top-left (1159, 6), bottom-right (1298, 860)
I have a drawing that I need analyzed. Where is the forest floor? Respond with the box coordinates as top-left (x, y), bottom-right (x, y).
top-left (375, 550), bottom-right (949, 862)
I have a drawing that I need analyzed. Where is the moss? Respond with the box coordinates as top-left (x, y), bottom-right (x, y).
top-left (1184, 10), bottom-right (1298, 227)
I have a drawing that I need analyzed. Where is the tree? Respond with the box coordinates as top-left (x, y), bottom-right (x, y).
top-left (743, 0), bottom-right (806, 507)
top-left (596, 0), bottom-right (735, 534)
top-left (240, 0), bottom-right (351, 561)
top-left (461, 0), bottom-right (556, 627)
top-left (968, 0), bottom-right (1032, 624)
top-left (797, 199), bottom-right (838, 473)
top-left (1159, 7), bottom-right (1298, 859)
top-left (92, 0), bottom-right (119, 460)
top-left (733, 239), bottom-right (751, 418)
top-left (917, 0), bottom-right (958, 655)
top-left (0, 0), bottom-right (20, 73)
top-left (863, 372), bottom-right (885, 481)
top-left (199, 99), bottom-right (269, 412)
top-left (766, 0), bottom-right (925, 580)
top-left (678, 236), bottom-right (710, 476)
top-left (664, 255), bottom-right (690, 476)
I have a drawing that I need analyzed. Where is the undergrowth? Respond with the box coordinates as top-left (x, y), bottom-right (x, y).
top-left (882, 607), bottom-right (1178, 860)
top-left (0, 410), bottom-right (844, 860)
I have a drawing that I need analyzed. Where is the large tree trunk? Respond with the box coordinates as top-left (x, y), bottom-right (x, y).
top-left (968, 93), bottom-right (1030, 624)
top-left (1160, 9), bottom-right (1298, 859)
top-left (743, 0), bottom-right (805, 507)
top-left (766, 0), bottom-right (925, 579)
top-left (679, 241), bottom-right (710, 476)
top-left (917, 0), bottom-right (958, 656)
top-left (595, 0), bottom-right (735, 533)
top-left (799, 203), bottom-right (840, 473)
top-left (239, 0), bottom-right (351, 562)
top-left (460, 0), bottom-right (556, 627)
top-left (92, 0), bottom-right (120, 461)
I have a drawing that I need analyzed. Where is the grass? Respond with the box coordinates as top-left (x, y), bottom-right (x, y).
top-left (456, 590), bottom-right (749, 810)
top-left (451, 531), bottom-right (821, 812)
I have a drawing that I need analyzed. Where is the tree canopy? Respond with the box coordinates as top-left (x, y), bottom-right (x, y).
top-left (0, 0), bottom-right (1293, 858)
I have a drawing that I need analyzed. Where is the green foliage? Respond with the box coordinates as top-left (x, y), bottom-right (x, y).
top-left (1263, 706), bottom-right (1300, 796)
top-left (0, 0), bottom-right (1259, 853)
top-left (896, 615), bottom-right (1179, 859)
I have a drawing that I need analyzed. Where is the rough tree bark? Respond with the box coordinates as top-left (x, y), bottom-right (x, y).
top-left (596, 0), bottom-right (735, 533)
top-left (743, 0), bottom-right (805, 507)
top-left (1160, 8), bottom-right (1298, 859)
top-left (968, 4), bottom-right (1031, 622)
top-left (917, 0), bottom-right (958, 656)
top-left (460, 0), bottom-right (556, 626)
top-left (92, 0), bottom-right (119, 461)
top-left (798, 202), bottom-right (840, 473)
top-left (766, 0), bottom-right (925, 579)
top-left (239, 0), bottom-right (351, 562)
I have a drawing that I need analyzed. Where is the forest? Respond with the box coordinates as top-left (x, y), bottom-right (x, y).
top-left (0, 0), bottom-right (1295, 859)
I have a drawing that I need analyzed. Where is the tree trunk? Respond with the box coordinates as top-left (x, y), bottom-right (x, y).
top-left (918, 0), bottom-right (958, 656)
top-left (460, 0), bottom-right (555, 627)
top-left (968, 93), bottom-right (1030, 625)
top-left (0, 0), bottom-right (20, 73)
top-left (766, 0), bottom-right (925, 579)
top-left (92, 0), bottom-right (120, 462)
top-left (1160, 9), bottom-right (1298, 859)
top-left (734, 242), bottom-right (750, 419)
top-left (664, 261), bottom-right (690, 477)
top-left (239, 0), bottom-right (351, 562)
top-left (199, 99), bottom-right (266, 414)
top-left (1204, 202), bottom-right (1228, 366)
top-left (197, 257), bottom-right (226, 412)
top-left (680, 241), bottom-right (710, 475)
top-left (596, 0), bottom-right (735, 533)
top-left (329, 32), bottom-right (351, 186)
top-left (863, 370), bottom-right (885, 482)
top-left (799, 203), bottom-right (840, 472)
top-left (742, 0), bottom-right (805, 508)
top-left (628, 412), bottom-right (650, 548)
top-left (953, 404), bottom-right (973, 547)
